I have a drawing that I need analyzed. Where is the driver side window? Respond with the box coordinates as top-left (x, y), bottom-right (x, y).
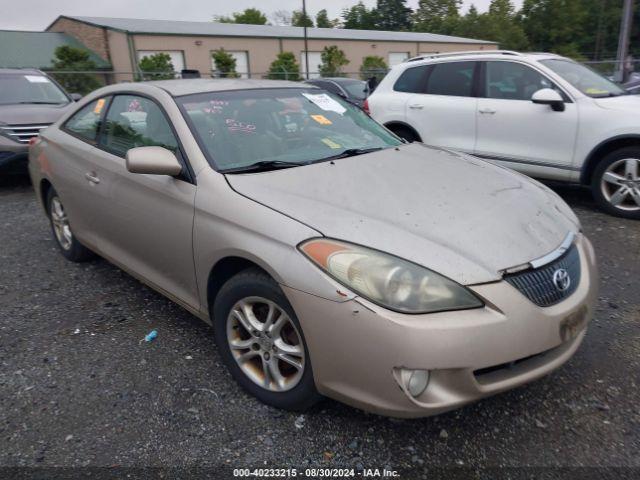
top-left (485, 61), bottom-right (560, 101)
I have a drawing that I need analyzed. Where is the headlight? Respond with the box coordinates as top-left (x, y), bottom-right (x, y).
top-left (299, 238), bottom-right (484, 314)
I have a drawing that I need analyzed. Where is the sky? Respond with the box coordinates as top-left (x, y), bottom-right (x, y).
top-left (0, 0), bottom-right (524, 31)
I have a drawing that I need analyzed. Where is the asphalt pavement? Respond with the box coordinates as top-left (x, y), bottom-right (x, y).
top-left (0, 174), bottom-right (638, 478)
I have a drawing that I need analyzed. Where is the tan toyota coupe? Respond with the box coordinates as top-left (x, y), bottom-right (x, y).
top-left (29, 79), bottom-right (598, 417)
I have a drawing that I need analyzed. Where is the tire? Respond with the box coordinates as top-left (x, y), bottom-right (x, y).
top-left (46, 188), bottom-right (95, 262)
top-left (389, 125), bottom-right (420, 143)
top-left (591, 147), bottom-right (640, 220)
top-left (213, 268), bottom-right (321, 411)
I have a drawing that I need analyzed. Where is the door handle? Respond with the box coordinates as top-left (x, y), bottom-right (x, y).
top-left (409, 104), bottom-right (424, 110)
top-left (85, 172), bottom-right (100, 184)
top-left (479, 108), bottom-right (496, 114)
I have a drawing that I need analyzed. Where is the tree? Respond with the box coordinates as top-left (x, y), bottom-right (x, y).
top-left (212, 49), bottom-right (239, 78)
top-left (454, 4), bottom-right (491, 40)
top-left (271, 10), bottom-right (292, 26)
top-left (359, 55), bottom-right (388, 82)
top-left (376, 0), bottom-right (413, 31)
top-left (215, 8), bottom-right (268, 25)
top-left (342, 2), bottom-right (378, 30)
top-left (267, 52), bottom-right (301, 80)
top-left (138, 52), bottom-right (175, 80)
top-left (316, 9), bottom-right (337, 28)
top-left (292, 10), bottom-right (314, 27)
top-left (413, 0), bottom-right (461, 35)
top-left (50, 45), bottom-right (102, 95)
top-left (484, 0), bottom-right (529, 50)
top-left (319, 45), bottom-right (349, 77)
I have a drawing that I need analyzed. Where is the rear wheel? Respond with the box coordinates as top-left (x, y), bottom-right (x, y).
top-left (46, 188), bottom-right (95, 262)
top-left (388, 125), bottom-right (420, 143)
top-left (591, 147), bottom-right (640, 219)
top-left (213, 268), bottom-right (321, 411)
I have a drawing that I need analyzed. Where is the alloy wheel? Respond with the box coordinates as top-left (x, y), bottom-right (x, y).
top-left (226, 296), bottom-right (305, 392)
top-left (50, 197), bottom-right (73, 250)
top-left (600, 158), bottom-right (640, 212)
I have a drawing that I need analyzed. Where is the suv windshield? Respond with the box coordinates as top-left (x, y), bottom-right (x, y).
top-left (0, 73), bottom-right (69, 105)
top-left (540, 59), bottom-right (626, 98)
top-left (177, 88), bottom-right (401, 172)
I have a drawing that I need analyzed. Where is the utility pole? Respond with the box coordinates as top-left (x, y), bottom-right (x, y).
top-left (303, 0), bottom-right (310, 79)
top-left (615, 0), bottom-right (634, 82)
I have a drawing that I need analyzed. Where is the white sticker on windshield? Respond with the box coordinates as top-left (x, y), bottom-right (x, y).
top-left (301, 93), bottom-right (346, 114)
top-left (24, 75), bottom-right (51, 84)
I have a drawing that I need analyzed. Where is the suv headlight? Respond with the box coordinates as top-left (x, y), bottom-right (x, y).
top-left (299, 238), bottom-right (484, 314)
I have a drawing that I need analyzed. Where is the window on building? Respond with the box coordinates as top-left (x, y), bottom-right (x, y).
top-left (300, 52), bottom-right (323, 79)
top-left (100, 95), bottom-right (178, 157)
top-left (211, 51), bottom-right (249, 78)
top-left (137, 50), bottom-right (185, 74)
top-left (388, 52), bottom-right (410, 67)
top-left (425, 61), bottom-right (476, 97)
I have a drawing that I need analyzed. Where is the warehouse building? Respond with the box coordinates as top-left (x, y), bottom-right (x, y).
top-left (46, 16), bottom-right (497, 81)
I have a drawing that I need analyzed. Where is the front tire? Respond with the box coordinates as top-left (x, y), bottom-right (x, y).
top-left (388, 125), bottom-right (420, 143)
top-left (591, 147), bottom-right (640, 219)
top-left (213, 268), bottom-right (321, 411)
top-left (46, 188), bottom-right (95, 262)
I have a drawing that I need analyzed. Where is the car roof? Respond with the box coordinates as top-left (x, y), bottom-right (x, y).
top-left (403, 50), bottom-right (566, 67)
top-left (0, 68), bottom-right (45, 75)
top-left (143, 78), bottom-right (314, 96)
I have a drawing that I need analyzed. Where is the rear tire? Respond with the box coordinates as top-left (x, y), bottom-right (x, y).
top-left (591, 147), bottom-right (640, 219)
top-left (46, 188), bottom-right (95, 262)
top-left (388, 125), bottom-right (420, 143)
top-left (212, 268), bottom-right (321, 411)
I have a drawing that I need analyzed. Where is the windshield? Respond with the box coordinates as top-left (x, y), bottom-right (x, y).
top-left (177, 88), bottom-right (401, 172)
top-left (0, 73), bottom-right (69, 105)
top-left (540, 59), bottom-right (626, 98)
top-left (340, 80), bottom-right (368, 100)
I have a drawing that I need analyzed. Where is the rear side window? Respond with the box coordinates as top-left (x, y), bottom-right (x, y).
top-left (393, 66), bottom-right (429, 93)
top-left (485, 61), bottom-right (558, 101)
top-left (64, 98), bottom-right (107, 142)
top-left (100, 95), bottom-right (178, 157)
top-left (426, 62), bottom-right (475, 97)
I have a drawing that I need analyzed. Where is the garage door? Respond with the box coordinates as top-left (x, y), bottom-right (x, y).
top-left (300, 52), bottom-right (323, 79)
top-left (137, 51), bottom-right (185, 75)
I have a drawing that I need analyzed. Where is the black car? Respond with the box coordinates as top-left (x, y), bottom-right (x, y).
top-left (304, 78), bottom-right (369, 108)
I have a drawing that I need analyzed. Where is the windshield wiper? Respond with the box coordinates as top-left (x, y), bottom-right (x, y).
top-left (222, 160), bottom-right (304, 174)
top-left (313, 147), bottom-right (384, 163)
top-left (15, 101), bottom-right (66, 105)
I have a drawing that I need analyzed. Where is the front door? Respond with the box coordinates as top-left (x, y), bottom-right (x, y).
top-left (474, 61), bottom-right (578, 178)
top-left (91, 94), bottom-right (199, 308)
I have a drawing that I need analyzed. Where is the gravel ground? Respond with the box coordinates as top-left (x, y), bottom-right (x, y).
top-left (0, 174), bottom-right (638, 477)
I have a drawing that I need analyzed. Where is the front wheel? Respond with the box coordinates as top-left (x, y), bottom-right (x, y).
top-left (213, 268), bottom-right (321, 411)
top-left (591, 147), bottom-right (640, 219)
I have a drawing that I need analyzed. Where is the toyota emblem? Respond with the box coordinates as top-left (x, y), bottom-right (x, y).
top-left (552, 268), bottom-right (571, 292)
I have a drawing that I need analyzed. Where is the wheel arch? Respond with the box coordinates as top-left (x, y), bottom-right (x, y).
top-left (206, 255), bottom-right (277, 313)
top-left (383, 121), bottom-right (422, 142)
top-left (581, 135), bottom-right (640, 184)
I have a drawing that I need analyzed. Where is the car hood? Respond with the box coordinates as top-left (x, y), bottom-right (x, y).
top-left (593, 94), bottom-right (640, 112)
top-left (0, 103), bottom-right (72, 125)
top-left (226, 144), bottom-right (580, 285)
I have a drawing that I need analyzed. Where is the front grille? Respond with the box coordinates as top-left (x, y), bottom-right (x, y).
top-left (0, 124), bottom-right (51, 144)
top-left (504, 244), bottom-right (580, 307)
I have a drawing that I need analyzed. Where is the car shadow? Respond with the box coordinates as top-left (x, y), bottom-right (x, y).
top-left (0, 171), bottom-right (32, 192)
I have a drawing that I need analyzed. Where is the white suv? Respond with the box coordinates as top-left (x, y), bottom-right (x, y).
top-left (367, 51), bottom-right (640, 219)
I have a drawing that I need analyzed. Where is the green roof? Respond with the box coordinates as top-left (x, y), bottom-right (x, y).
top-left (0, 30), bottom-right (111, 69)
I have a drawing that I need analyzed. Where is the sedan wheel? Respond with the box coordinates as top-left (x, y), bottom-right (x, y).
top-left (46, 188), bottom-right (95, 262)
top-left (213, 268), bottom-right (321, 411)
top-left (227, 297), bottom-right (305, 392)
top-left (600, 158), bottom-right (640, 212)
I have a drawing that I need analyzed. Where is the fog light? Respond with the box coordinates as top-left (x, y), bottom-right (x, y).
top-left (406, 369), bottom-right (430, 398)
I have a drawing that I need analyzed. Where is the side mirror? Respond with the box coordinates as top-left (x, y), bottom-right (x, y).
top-left (125, 146), bottom-right (182, 176)
top-left (531, 88), bottom-right (565, 112)
top-left (70, 93), bottom-right (83, 102)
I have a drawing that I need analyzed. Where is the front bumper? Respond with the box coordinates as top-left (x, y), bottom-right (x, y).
top-left (0, 135), bottom-right (28, 171)
top-left (283, 233), bottom-right (598, 418)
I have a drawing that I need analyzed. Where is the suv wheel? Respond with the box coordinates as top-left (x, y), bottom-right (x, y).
top-left (213, 268), bottom-right (321, 411)
top-left (46, 188), bottom-right (95, 262)
top-left (592, 147), bottom-right (640, 219)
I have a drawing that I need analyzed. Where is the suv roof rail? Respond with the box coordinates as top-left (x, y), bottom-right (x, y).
top-left (406, 50), bottom-right (523, 63)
